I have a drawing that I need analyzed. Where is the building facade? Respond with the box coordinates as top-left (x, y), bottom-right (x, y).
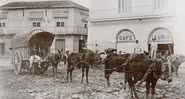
top-left (88, 0), bottom-right (176, 55)
top-left (0, 0), bottom-right (88, 56)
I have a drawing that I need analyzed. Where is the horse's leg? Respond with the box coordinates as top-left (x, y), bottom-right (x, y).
top-left (70, 68), bottom-right (73, 83)
top-left (129, 83), bottom-right (134, 99)
top-left (86, 66), bottom-right (89, 84)
top-left (133, 83), bottom-right (138, 98)
top-left (55, 65), bottom-right (58, 78)
top-left (67, 69), bottom-right (69, 83)
top-left (127, 76), bottom-right (134, 98)
top-left (124, 73), bottom-right (128, 90)
top-left (81, 66), bottom-right (85, 84)
top-left (105, 74), bottom-right (111, 87)
top-left (52, 65), bottom-right (55, 79)
top-left (146, 81), bottom-right (150, 99)
top-left (32, 63), bottom-right (35, 78)
top-left (151, 80), bottom-right (157, 99)
top-left (176, 66), bottom-right (179, 76)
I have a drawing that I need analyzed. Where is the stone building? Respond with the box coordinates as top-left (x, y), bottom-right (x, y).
top-left (0, 0), bottom-right (88, 56)
top-left (88, 0), bottom-right (176, 55)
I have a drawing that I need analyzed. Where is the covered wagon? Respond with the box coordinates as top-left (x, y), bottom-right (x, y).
top-left (11, 31), bottom-right (55, 75)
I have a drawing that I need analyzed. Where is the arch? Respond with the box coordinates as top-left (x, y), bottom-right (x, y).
top-left (148, 27), bottom-right (174, 54)
top-left (29, 29), bottom-right (46, 35)
top-left (148, 27), bottom-right (174, 44)
top-left (116, 29), bottom-right (136, 42)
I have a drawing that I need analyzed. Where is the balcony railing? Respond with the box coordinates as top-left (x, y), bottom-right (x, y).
top-left (3, 26), bottom-right (88, 35)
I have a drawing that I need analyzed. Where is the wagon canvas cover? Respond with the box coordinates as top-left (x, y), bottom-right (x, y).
top-left (12, 32), bottom-right (54, 55)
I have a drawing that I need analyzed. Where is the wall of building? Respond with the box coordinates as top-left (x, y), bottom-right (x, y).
top-left (0, 6), bottom-right (88, 56)
top-left (88, 0), bottom-right (177, 53)
top-left (89, 0), bottom-right (175, 20)
top-left (88, 17), bottom-right (175, 53)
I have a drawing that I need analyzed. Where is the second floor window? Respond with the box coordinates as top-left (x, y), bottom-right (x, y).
top-left (0, 23), bottom-right (5, 27)
top-left (84, 24), bottom-right (87, 29)
top-left (32, 22), bottom-right (40, 27)
top-left (154, 0), bottom-right (166, 10)
top-left (118, 0), bottom-right (131, 12)
top-left (56, 22), bottom-right (65, 27)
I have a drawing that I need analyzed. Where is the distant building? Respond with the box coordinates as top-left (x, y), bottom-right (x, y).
top-left (0, 0), bottom-right (88, 56)
top-left (88, 0), bottom-right (176, 55)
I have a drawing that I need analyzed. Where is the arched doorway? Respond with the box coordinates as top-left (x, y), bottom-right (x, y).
top-left (116, 29), bottom-right (136, 53)
top-left (148, 27), bottom-right (174, 55)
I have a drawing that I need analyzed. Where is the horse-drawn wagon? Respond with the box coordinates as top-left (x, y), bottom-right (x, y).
top-left (11, 31), bottom-right (54, 75)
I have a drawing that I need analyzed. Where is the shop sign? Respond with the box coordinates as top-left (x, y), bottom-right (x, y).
top-left (149, 29), bottom-right (173, 43)
top-left (117, 30), bottom-right (135, 42)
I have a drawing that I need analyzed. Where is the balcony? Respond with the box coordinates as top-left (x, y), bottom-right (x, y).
top-left (3, 26), bottom-right (88, 35)
top-left (89, 5), bottom-right (175, 22)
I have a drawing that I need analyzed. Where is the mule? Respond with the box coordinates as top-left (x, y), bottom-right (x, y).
top-left (123, 54), bottom-right (173, 99)
top-left (66, 49), bottom-right (104, 83)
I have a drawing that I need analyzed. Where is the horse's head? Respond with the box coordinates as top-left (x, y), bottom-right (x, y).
top-left (95, 52), bottom-right (107, 65)
top-left (57, 49), bottom-right (67, 63)
top-left (104, 48), bottom-right (117, 54)
top-left (160, 59), bottom-right (173, 83)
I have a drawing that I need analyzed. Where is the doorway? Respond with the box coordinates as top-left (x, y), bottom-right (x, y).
top-left (148, 44), bottom-right (174, 55)
top-left (79, 39), bottom-right (86, 53)
top-left (55, 39), bottom-right (65, 52)
top-left (148, 27), bottom-right (174, 55)
top-left (0, 43), bottom-right (5, 56)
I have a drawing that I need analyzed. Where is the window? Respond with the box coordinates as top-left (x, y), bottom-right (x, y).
top-left (0, 23), bottom-right (5, 27)
top-left (32, 22), bottom-right (41, 27)
top-left (118, 0), bottom-right (131, 12)
top-left (84, 24), bottom-right (87, 29)
top-left (154, 0), bottom-right (166, 10)
top-left (56, 22), bottom-right (65, 27)
top-left (3, 23), bottom-right (5, 27)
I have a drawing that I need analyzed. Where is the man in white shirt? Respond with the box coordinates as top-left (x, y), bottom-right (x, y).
top-left (29, 51), bottom-right (41, 69)
top-left (134, 40), bottom-right (143, 54)
top-left (150, 37), bottom-right (158, 60)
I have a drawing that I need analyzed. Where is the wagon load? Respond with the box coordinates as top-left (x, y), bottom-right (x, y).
top-left (11, 31), bottom-right (54, 75)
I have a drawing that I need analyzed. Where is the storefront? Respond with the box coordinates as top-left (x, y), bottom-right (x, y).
top-left (116, 29), bottom-right (136, 53)
top-left (148, 27), bottom-right (174, 55)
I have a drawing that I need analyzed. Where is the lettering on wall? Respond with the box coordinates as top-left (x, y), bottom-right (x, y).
top-left (116, 30), bottom-right (136, 42)
top-left (149, 28), bottom-right (173, 43)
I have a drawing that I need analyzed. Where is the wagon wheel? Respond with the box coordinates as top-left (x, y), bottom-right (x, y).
top-left (14, 53), bottom-right (22, 75)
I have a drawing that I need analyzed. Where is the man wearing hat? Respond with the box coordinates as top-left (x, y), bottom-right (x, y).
top-left (134, 40), bottom-right (143, 54)
top-left (150, 37), bottom-right (158, 60)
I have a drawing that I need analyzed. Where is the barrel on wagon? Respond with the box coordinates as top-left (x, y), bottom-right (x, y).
top-left (11, 31), bottom-right (55, 75)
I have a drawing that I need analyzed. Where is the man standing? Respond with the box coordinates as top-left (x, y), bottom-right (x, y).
top-left (134, 40), bottom-right (143, 54)
top-left (150, 37), bottom-right (158, 60)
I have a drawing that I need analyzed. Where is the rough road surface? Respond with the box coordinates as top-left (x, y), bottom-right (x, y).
top-left (0, 58), bottom-right (185, 99)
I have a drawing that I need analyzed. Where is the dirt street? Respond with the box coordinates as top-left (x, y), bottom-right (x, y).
top-left (0, 58), bottom-right (185, 99)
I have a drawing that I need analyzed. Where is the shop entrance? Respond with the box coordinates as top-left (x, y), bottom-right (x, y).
top-left (148, 27), bottom-right (174, 55)
top-left (148, 44), bottom-right (174, 55)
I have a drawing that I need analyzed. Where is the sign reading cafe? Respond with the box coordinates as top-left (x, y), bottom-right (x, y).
top-left (116, 29), bottom-right (136, 42)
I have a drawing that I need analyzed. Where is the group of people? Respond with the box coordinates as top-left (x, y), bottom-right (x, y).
top-left (119, 37), bottom-right (170, 61)
top-left (29, 46), bottom-right (70, 69)
top-left (133, 37), bottom-right (158, 60)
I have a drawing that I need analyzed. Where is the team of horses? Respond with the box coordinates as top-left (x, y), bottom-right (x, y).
top-left (29, 48), bottom-right (184, 99)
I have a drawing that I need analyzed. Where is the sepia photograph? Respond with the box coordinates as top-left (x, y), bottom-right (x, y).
top-left (0, 0), bottom-right (185, 99)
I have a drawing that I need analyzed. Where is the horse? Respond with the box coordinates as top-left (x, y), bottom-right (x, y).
top-left (44, 49), bottom-right (66, 79)
top-left (66, 49), bottom-right (104, 84)
top-left (123, 53), bottom-right (173, 99)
